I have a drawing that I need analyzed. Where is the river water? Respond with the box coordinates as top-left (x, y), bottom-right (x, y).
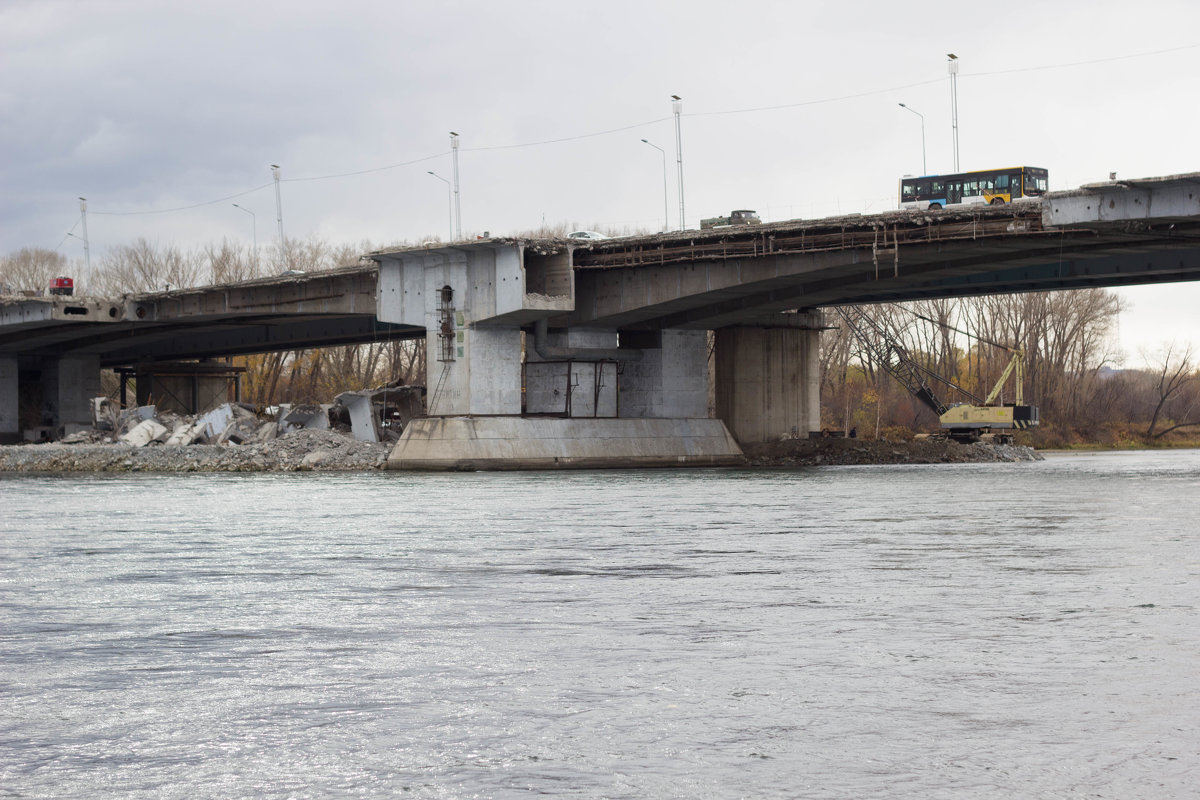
top-left (1, 450), bottom-right (1197, 799)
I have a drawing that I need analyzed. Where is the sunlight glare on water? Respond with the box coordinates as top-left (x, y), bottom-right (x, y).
top-left (1, 450), bottom-right (1198, 798)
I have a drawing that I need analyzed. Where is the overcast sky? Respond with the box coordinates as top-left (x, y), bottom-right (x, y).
top-left (2, 0), bottom-right (1197, 358)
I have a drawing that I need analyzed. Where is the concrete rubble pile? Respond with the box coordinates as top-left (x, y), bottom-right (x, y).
top-left (62, 383), bottom-right (428, 449)
top-left (0, 384), bottom-right (428, 473)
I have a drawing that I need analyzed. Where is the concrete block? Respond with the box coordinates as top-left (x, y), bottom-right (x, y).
top-left (338, 392), bottom-right (380, 443)
top-left (24, 427), bottom-right (56, 443)
top-left (166, 420), bottom-right (207, 446)
top-left (278, 403), bottom-right (330, 432)
top-left (198, 403), bottom-right (237, 439)
top-left (121, 419), bottom-right (168, 447)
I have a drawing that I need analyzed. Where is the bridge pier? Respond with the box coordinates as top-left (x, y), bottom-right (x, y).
top-left (714, 313), bottom-right (822, 444)
top-left (41, 355), bottom-right (101, 437)
top-left (373, 242), bottom-right (743, 469)
top-left (0, 357), bottom-right (17, 443)
top-left (0, 354), bottom-right (100, 442)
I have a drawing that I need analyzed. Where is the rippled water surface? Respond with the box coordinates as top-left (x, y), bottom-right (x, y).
top-left (2, 450), bottom-right (1198, 798)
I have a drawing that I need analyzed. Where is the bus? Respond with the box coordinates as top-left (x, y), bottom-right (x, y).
top-left (899, 166), bottom-right (1048, 210)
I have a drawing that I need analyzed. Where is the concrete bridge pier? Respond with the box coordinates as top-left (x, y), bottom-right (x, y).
top-left (0, 357), bottom-right (17, 442)
top-left (373, 241), bottom-right (742, 469)
top-left (0, 354), bottom-right (100, 442)
top-left (44, 355), bottom-right (101, 436)
top-left (714, 312), bottom-right (822, 444)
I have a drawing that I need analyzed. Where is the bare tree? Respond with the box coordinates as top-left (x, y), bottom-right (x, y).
top-left (1143, 342), bottom-right (1200, 438)
top-left (205, 238), bottom-right (261, 284)
top-left (90, 238), bottom-right (206, 295)
top-left (1, 247), bottom-right (70, 294)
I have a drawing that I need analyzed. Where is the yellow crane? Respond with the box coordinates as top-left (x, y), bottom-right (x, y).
top-left (837, 306), bottom-right (1039, 443)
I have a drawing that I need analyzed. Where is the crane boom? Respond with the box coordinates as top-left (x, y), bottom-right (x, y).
top-left (836, 305), bottom-right (1039, 443)
top-left (836, 306), bottom-right (950, 416)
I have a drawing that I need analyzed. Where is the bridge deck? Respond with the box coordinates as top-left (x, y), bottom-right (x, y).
top-left (3, 172), bottom-right (1199, 363)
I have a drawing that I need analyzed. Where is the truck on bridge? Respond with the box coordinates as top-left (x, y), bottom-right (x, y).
top-left (700, 209), bottom-right (761, 230)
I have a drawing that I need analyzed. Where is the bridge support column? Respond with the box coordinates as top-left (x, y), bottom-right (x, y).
top-left (618, 329), bottom-right (709, 418)
top-left (42, 355), bottom-right (101, 437)
top-left (425, 326), bottom-right (523, 417)
top-left (714, 313), bottom-right (822, 444)
top-left (0, 357), bottom-right (17, 443)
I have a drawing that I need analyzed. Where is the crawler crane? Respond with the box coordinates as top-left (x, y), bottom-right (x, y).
top-left (836, 306), bottom-right (1039, 443)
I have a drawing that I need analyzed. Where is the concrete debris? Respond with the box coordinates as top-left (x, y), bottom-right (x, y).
top-left (0, 429), bottom-right (391, 472)
top-left (334, 385), bottom-right (424, 443)
top-left (0, 385), bottom-right (429, 471)
top-left (120, 419), bottom-right (169, 447)
top-left (279, 404), bottom-right (331, 433)
top-left (91, 397), bottom-right (116, 431)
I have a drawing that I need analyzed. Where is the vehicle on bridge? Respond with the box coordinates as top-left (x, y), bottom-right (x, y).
top-left (700, 209), bottom-right (761, 230)
top-left (899, 166), bottom-right (1048, 210)
top-left (48, 277), bottom-right (74, 296)
top-left (837, 306), bottom-right (1039, 443)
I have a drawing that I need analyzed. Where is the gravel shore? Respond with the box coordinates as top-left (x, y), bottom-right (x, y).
top-left (0, 429), bottom-right (391, 473)
top-left (741, 436), bottom-right (1043, 467)
top-left (0, 429), bottom-right (1040, 473)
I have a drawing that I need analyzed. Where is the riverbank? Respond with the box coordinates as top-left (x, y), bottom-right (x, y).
top-left (741, 436), bottom-right (1043, 467)
top-left (0, 429), bottom-right (1041, 472)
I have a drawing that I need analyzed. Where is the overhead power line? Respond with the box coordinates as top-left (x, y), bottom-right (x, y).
top-left (91, 183), bottom-right (273, 216)
top-left (83, 41), bottom-right (1198, 217)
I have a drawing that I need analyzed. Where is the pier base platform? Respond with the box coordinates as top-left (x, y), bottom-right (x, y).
top-left (386, 417), bottom-right (745, 470)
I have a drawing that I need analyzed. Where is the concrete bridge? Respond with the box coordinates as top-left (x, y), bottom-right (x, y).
top-left (3, 171), bottom-right (1199, 465)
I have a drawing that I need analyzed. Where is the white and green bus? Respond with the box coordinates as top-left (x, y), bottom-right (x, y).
top-left (899, 166), bottom-right (1048, 210)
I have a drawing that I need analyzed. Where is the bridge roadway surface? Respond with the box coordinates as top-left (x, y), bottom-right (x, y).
top-left (3, 171), bottom-right (1199, 367)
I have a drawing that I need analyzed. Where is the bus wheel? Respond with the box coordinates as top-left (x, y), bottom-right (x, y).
top-left (990, 197), bottom-right (1005, 205)
top-left (928, 203), bottom-right (942, 210)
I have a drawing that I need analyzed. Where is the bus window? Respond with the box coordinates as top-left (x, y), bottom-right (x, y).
top-left (931, 181), bottom-right (943, 195)
top-left (996, 174), bottom-right (1010, 190)
top-left (902, 183), bottom-right (916, 201)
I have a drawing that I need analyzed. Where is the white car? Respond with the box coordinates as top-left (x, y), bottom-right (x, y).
top-left (567, 230), bottom-right (610, 240)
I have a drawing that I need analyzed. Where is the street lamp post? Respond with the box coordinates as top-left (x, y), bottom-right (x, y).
top-left (232, 203), bottom-right (256, 256)
top-left (640, 138), bottom-right (669, 233)
top-left (671, 95), bottom-right (685, 230)
top-left (270, 164), bottom-right (285, 261)
top-left (427, 171), bottom-right (453, 240)
top-left (77, 197), bottom-right (91, 273)
top-left (449, 132), bottom-right (462, 240)
top-left (947, 54), bottom-right (960, 172)
top-left (898, 103), bottom-right (927, 176)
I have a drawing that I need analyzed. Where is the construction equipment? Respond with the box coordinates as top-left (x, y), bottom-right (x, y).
top-left (700, 209), bottom-right (761, 230)
top-left (836, 305), bottom-right (1039, 443)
